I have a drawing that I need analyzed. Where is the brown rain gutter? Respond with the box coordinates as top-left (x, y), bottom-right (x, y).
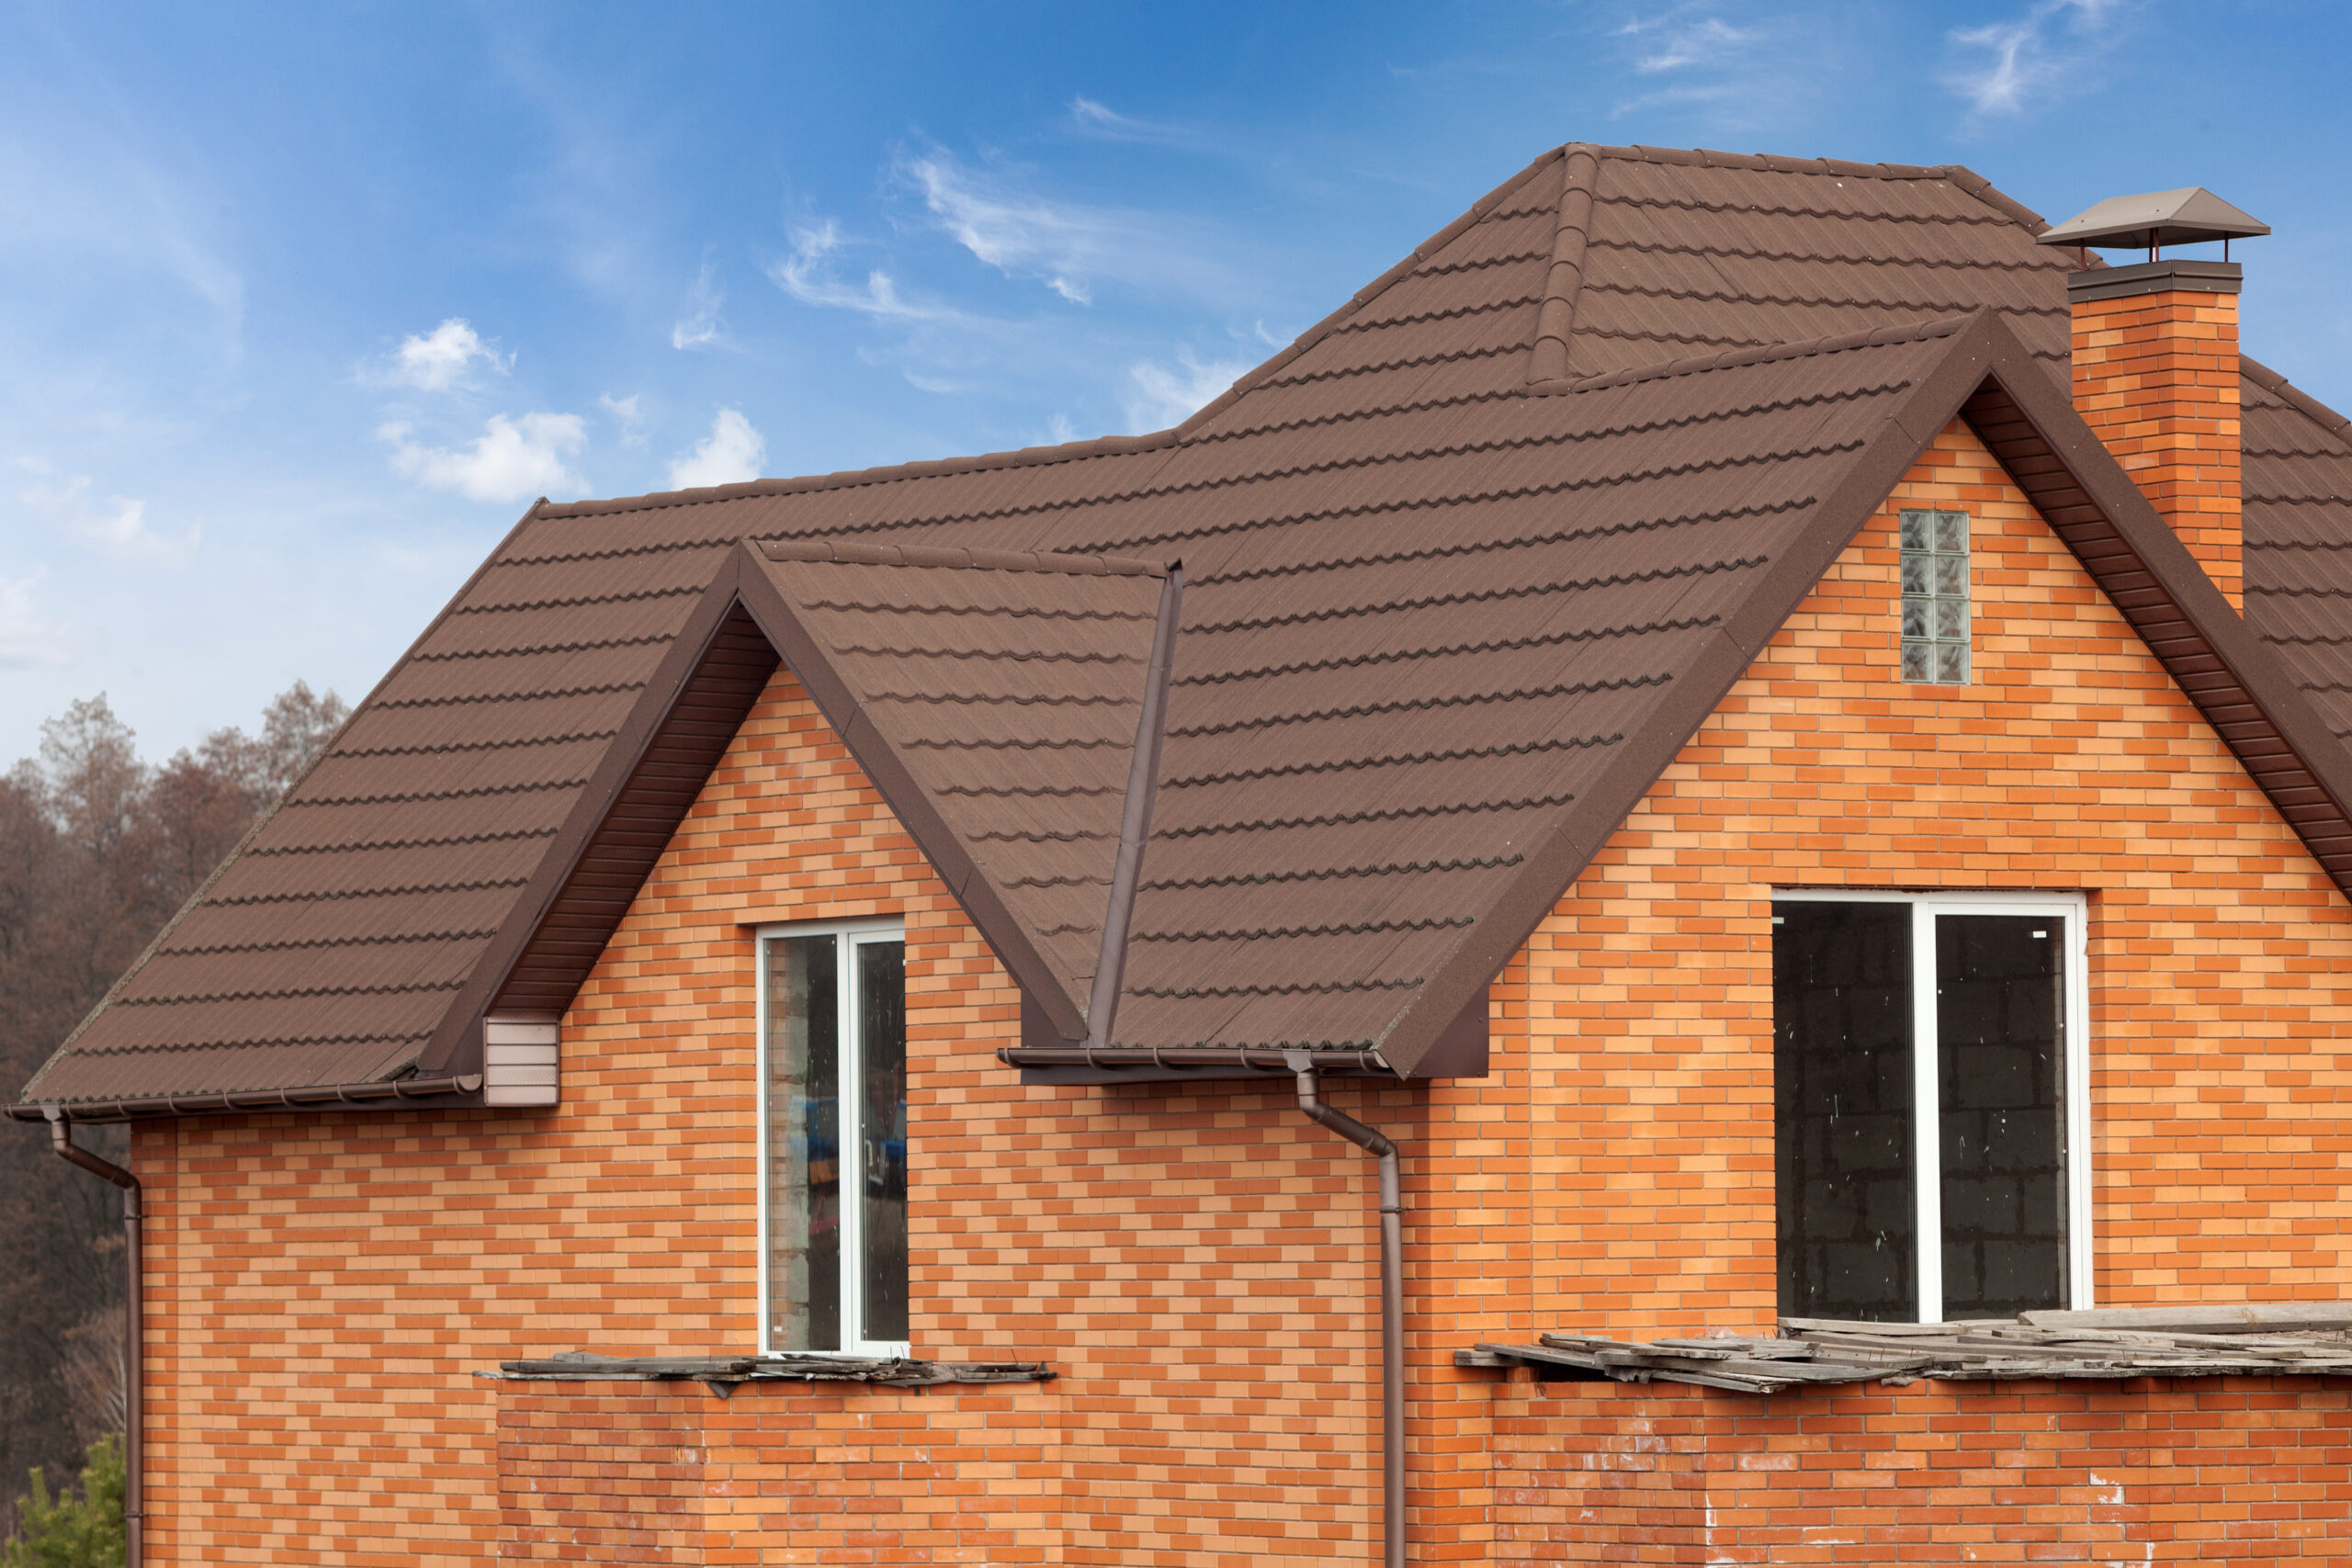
top-left (1288, 1052), bottom-right (1405, 1568)
top-left (44, 1108), bottom-right (141, 1568)
top-left (4, 1072), bottom-right (483, 1125)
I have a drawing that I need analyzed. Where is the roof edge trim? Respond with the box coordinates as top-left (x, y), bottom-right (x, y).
top-left (1374, 309), bottom-right (2013, 1076)
top-left (2242, 353), bottom-right (2352, 442)
top-left (414, 551), bottom-right (774, 1076)
top-left (733, 544), bottom-right (1097, 1040)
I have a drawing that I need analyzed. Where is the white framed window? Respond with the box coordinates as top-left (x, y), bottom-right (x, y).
top-left (1771, 890), bottom-right (2091, 1324)
top-left (755, 919), bottom-right (909, 1357)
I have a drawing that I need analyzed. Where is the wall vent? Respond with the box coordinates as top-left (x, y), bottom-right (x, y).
top-left (482, 1015), bottom-right (560, 1108)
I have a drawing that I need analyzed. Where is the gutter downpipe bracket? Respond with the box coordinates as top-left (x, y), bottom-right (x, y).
top-left (1287, 1050), bottom-right (1405, 1568)
top-left (44, 1106), bottom-right (141, 1568)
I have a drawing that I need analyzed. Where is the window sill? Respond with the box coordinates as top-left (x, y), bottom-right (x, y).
top-left (488, 1348), bottom-right (1053, 1397)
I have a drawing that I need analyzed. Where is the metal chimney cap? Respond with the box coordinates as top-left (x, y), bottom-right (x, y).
top-left (2037, 186), bottom-right (2269, 251)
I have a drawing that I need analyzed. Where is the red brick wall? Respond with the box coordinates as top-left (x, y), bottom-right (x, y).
top-left (129, 415), bottom-right (2352, 1562)
top-left (1492, 1373), bottom-right (2352, 1564)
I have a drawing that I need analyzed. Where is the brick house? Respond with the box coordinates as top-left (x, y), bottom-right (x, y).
top-left (18, 141), bottom-right (2352, 1564)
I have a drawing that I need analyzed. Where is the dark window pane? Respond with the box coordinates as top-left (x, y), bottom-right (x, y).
top-left (765, 934), bottom-right (840, 1351)
top-left (1936, 915), bottom-right (2067, 1318)
top-left (858, 940), bottom-right (909, 1344)
top-left (1775, 903), bottom-right (1916, 1321)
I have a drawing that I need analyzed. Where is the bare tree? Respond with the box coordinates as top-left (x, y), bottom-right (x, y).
top-left (0, 682), bottom-right (345, 1540)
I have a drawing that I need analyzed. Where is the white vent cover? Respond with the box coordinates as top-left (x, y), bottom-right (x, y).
top-left (482, 1017), bottom-right (560, 1108)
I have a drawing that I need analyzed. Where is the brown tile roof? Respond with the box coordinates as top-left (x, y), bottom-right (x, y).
top-left (19, 143), bottom-right (2352, 1112)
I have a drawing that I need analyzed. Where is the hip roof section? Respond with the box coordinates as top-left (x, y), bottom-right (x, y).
top-left (18, 142), bottom-right (2352, 1111)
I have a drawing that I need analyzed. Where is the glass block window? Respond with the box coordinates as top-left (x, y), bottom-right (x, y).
top-left (1900, 509), bottom-right (1971, 684)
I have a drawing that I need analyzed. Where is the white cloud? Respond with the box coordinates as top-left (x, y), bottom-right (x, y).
top-left (672, 257), bottom-right (725, 349)
top-left (600, 392), bottom-right (647, 448)
top-left (768, 220), bottom-right (958, 321)
top-left (1123, 349), bottom-right (1251, 434)
top-left (1045, 413), bottom-right (1078, 445)
top-left (382, 318), bottom-right (509, 391)
top-left (1066, 96), bottom-right (1203, 151)
top-left (1946, 0), bottom-right (2127, 115)
top-left (381, 412), bottom-right (588, 503)
top-left (901, 152), bottom-right (1114, 304)
top-left (0, 570), bottom-right (69, 670)
top-left (667, 408), bottom-right (766, 490)
top-left (1630, 16), bottom-right (1759, 72)
top-left (15, 457), bottom-right (198, 564)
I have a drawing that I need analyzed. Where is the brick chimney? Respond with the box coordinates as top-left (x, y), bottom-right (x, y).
top-left (2040, 188), bottom-right (2269, 610)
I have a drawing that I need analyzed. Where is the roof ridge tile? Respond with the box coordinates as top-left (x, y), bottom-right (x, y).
top-left (757, 538), bottom-right (1166, 576)
top-left (1530, 310), bottom-right (1979, 396)
top-left (1527, 143), bottom-right (1600, 385)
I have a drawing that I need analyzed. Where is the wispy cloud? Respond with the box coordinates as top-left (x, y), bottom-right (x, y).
top-left (768, 219), bottom-right (962, 321)
top-left (1067, 96), bottom-right (1204, 151)
top-left (599, 392), bottom-right (647, 448)
top-left (1945, 0), bottom-right (2128, 116)
top-left (379, 318), bottom-right (509, 391)
top-left (672, 254), bottom-right (726, 349)
top-left (0, 569), bottom-right (70, 670)
top-left (15, 457), bottom-right (198, 564)
top-left (1123, 349), bottom-right (1250, 434)
top-left (897, 148), bottom-right (1244, 307)
top-left (380, 412), bottom-right (588, 503)
top-left (1599, 6), bottom-right (1856, 130)
top-left (667, 407), bottom-right (766, 490)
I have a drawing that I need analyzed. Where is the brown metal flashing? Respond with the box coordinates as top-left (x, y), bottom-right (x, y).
top-left (6, 1072), bottom-right (487, 1124)
top-left (2065, 258), bottom-right (2242, 303)
top-left (1083, 567), bottom-right (1184, 1050)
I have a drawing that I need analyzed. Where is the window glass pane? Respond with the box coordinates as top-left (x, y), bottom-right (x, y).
top-left (765, 934), bottom-right (840, 1351)
top-left (857, 940), bottom-right (909, 1344)
top-left (1774, 902), bottom-right (1917, 1321)
top-left (1936, 915), bottom-right (2067, 1318)
top-left (1899, 509), bottom-right (1970, 686)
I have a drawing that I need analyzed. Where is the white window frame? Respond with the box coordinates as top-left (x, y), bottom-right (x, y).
top-left (1772, 888), bottom-right (2093, 1322)
top-left (753, 917), bottom-right (910, 1359)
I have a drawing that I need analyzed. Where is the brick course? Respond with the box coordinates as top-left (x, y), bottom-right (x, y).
top-left (2070, 286), bottom-right (2245, 605)
top-left (130, 417), bottom-right (2352, 1562)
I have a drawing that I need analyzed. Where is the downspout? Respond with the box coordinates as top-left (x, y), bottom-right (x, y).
top-left (1286, 1052), bottom-right (1404, 1568)
top-left (44, 1108), bottom-right (141, 1568)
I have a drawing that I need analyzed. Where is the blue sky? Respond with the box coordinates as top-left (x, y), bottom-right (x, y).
top-left (2, 0), bottom-right (2346, 763)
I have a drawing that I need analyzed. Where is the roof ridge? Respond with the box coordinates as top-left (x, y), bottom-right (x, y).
top-left (1527, 144), bottom-right (1601, 385)
top-left (1531, 311), bottom-right (1981, 397)
top-left (537, 147), bottom-right (1582, 525)
top-left (757, 539), bottom-right (1166, 576)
